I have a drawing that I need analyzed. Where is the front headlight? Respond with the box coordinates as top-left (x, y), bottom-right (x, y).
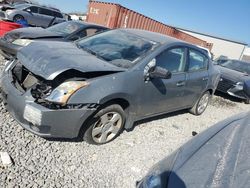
top-left (235, 82), bottom-right (243, 90)
top-left (45, 81), bottom-right (89, 105)
top-left (12, 39), bottom-right (33, 46)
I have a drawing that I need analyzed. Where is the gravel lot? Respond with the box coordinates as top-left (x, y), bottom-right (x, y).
top-left (0, 56), bottom-right (248, 188)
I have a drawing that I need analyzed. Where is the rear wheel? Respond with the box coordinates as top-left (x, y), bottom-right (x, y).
top-left (190, 91), bottom-right (211, 115)
top-left (13, 15), bottom-right (24, 22)
top-left (83, 104), bottom-right (125, 145)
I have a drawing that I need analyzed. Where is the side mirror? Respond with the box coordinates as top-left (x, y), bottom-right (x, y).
top-left (149, 66), bottom-right (172, 79)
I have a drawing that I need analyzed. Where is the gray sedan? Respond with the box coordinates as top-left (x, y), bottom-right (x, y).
top-left (0, 21), bottom-right (108, 59)
top-left (0, 3), bottom-right (65, 28)
top-left (0, 29), bottom-right (220, 145)
top-left (216, 59), bottom-right (250, 104)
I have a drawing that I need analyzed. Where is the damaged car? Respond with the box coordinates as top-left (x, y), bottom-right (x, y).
top-left (216, 59), bottom-right (250, 104)
top-left (0, 3), bottom-right (65, 27)
top-left (137, 111), bottom-right (250, 188)
top-left (0, 29), bottom-right (220, 145)
top-left (0, 21), bottom-right (108, 59)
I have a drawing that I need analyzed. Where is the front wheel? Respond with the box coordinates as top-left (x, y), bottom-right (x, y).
top-left (13, 15), bottom-right (24, 22)
top-left (83, 104), bottom-right (125, 145)
top-left (190, 91), bottom-right (211, 115)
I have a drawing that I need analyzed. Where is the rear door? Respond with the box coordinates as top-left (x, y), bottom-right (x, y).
top-left (185, 48), bottom-right (209, 106)
top-left (38, 8), bottom-right (54, 27)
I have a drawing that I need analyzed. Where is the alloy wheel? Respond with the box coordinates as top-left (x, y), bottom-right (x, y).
top-left (92, 112), bottom-right (123, 144)
top-left (197, 93), bottom-right (210, 114)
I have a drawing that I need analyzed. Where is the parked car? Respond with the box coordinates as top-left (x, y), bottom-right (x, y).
top-left (137, 111), bottom-right (250, 188)
top-left (0, 29), bottom-right (220, 145)
top-left (216, 59), bottom-right (250, 104)
top-left (0, 21), bottom-right (108, 59)
top-left (214, 55), bottom-right (228, 64)
top-left (0, 3), bottom-right (65, 28)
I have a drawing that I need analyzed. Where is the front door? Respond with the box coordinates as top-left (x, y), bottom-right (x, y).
top-left (137, 47), bottom-right (189, 117)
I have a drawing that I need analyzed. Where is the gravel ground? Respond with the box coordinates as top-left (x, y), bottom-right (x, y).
top-left (0, 56), bottom-right (248, 188)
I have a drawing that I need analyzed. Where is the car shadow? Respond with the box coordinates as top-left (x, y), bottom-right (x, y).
top-left (131, 109), bottom-right (188, 131)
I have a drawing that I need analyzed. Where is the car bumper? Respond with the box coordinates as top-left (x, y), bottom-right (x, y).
top-left (0, 38), bottom-right (21, 59)
top-left (0, 69), bottom-right (96, 138)
top-left (217, 81), bottom-right (248, 100)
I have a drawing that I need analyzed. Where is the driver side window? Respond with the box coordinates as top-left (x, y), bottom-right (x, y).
top-left (156, 48), bottom-right (186, 73)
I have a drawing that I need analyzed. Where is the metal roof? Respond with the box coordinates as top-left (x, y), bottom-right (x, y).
top-left (120, 28), bottom-right (184, 44)
top-left (174, 26), bottom-right (248, 45)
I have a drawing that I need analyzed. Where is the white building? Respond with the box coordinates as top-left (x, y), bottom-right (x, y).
top-left (242, 47), bottom-right (250, 62)
top-left (69, 14), bottom-right (87, 21)
top-left (177, 28), bottom-right (248, 60)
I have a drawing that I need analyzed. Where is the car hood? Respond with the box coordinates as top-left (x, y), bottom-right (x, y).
top-left (17, 41), bottom-right (125, 80)
top-left (139, 112), bottom-right (250, 188)
top-left (217, 65), bottom-right (250, 82)
top-left (6, 27), bottom-right (63, 40)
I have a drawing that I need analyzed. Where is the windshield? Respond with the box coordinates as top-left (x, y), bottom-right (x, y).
top-left (47, 21), bottom-right (84, 36)
top-left (76, 30), bottom-right (157, 68)
top-left (13, 4), bottom-right (29, 9)
top-left (221, 60), bottom-right (250, 75)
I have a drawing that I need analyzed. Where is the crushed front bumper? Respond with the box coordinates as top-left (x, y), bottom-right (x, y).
top-left (0, 69), bottom-right (96, 138)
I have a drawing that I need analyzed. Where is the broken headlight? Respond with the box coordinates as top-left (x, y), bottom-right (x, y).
top-left (12, 39), bottom-right (33, 46)
top-left (45, 81), bottom-right (89, 105)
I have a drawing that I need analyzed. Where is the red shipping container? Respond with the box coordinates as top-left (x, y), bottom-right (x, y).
top-left (0, 21), bottom-right (22, 37)
top-left (87, 1), bottom-right (212, 51)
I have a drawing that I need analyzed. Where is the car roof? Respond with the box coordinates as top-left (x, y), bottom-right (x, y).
top-left (25, 3), bottom-right (62, 13)
top-left (119, 28), bottom-right (186, 45)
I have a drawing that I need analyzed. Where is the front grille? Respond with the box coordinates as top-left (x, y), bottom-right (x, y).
top-left (217, 78), bottom-right (235, 92)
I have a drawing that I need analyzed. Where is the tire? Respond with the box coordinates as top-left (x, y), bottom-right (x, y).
top-left (245, 98), bottom-right (250, 104)
top-left (13, 15), bottom-right (24, 22)
top-left (83, 104), bottom-right (126, 145)
top-left (190, 91), bottom-right (211, 115)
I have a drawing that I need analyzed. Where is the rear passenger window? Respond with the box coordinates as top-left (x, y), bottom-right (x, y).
top-left (28, 6), bottom-right (38, 13)
top-left (156, 48), bottom-right (186, 73)
top-left (39, 8), bottom-right (53, 16)
top-left (188, 49), bottom-right (208, 71)
top-left (54, 11), bottom-right (63, 18)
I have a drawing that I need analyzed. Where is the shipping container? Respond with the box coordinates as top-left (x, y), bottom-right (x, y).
top-left (87, 1), bottom-right (212, 50)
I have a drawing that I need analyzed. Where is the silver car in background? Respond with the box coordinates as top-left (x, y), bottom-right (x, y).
top-left (0, 3), bottom-right (65, 28)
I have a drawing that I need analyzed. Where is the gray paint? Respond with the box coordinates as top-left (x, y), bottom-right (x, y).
top-left (0, 21), bottom-right (108, 59)
top-left (138, 112), bottom-right (250, 188)
top-left (1, 29), bottom-right (220, 138)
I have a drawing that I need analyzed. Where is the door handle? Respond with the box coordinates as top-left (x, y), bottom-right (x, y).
top-left (176, 81), bottom-right (185, 87)
top-left (202, 77), bottom-right (209, 81)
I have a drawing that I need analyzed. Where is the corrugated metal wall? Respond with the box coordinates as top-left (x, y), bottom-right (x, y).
top-left (86, 1), bottom-right (212, 50)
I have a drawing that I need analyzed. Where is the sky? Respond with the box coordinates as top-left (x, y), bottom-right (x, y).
top-left (37, 0), bottom-right (250, 45)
